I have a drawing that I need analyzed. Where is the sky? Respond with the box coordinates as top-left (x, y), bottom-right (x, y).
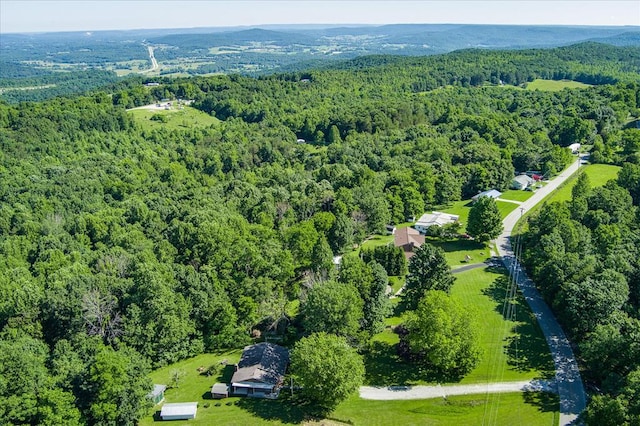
top-left (1, 0), bottom-right (639, 34)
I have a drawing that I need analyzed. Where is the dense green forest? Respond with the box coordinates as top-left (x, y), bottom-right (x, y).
top-left (0, 42), bottom-right (639, 424)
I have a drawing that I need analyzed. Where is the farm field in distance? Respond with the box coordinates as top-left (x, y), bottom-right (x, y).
top-left (525, 79), bottom-right (592, 91)
top-left (128, 105), bottom-right (220, 131)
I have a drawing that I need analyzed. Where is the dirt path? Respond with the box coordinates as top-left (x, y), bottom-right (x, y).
top-left (496, 156), bottom-right (586, 425)
top-left (360, 379), bottom-right (555, 400)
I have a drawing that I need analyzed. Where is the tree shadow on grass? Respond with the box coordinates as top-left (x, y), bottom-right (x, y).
top-left (522, 390), bottom-right (560, 413)
top-left (236, 393), bottom-right (316, 424)
top-left (483, 275), bottom-right (555, 380)
top-left (363, 340), bottom-right (458, 386)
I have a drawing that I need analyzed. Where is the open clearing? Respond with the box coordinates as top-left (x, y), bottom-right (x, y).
top-left (542, 163), bottom-right (621, 204)
top-left (140, 349), bottom-right (557, 426)
top-left (525, 79), bottom-right (592, 91)
top-left (365, 267), bottom-right (554, 388)
top-left (128, 105), bottom-right (220, 131)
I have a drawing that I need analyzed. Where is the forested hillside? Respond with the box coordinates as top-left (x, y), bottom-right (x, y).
top-left (0, 43), bottom-right (639, 424)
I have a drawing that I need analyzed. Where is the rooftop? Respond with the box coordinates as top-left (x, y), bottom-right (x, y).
top-left (415, 212), bottom-right (459, 228)
top-left (231, 342), bottom-right (289, 386)
top-left (472, 189), bottom-right (502, 201)
top-left (160, 402), bottom-right (198, 417)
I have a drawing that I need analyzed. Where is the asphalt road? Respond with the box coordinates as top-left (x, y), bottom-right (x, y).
top-left (496, 156), bottom-right (586, 425)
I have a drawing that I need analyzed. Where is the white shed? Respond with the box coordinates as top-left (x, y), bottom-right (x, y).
top-left (160, 402), bottom-right (198, 420)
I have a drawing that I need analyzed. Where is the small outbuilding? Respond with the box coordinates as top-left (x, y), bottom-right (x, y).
top-left (160, 402), bottom-right (198, 420)
top-left (148, 384), bottom-right (167, 405)
top-left (472, 189), bottom-right (502, 203)
top-left (211, 383), bottom-right (229, 399)
top-left (568, 143), bottom-right (581, 154)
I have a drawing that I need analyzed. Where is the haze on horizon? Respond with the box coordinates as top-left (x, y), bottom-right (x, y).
top-left (1, 0), bottom-right (639, 34)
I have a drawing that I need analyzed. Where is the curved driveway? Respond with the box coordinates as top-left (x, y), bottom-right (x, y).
top-left (496, 157), bottom-right (586, 425)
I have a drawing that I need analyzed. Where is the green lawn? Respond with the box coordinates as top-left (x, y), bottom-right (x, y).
top-left (428, 238), bottom-right (490, 267)
top-left (129, 106), bottom-right (220, 131)
top-left (525, 79), bottom-right (592, 91)
top-left (139, 266), bottom-right (557, 425)
top-left (363, 267), bottom-right (554, 387)
top-left (439, 200), bottom-right (473, 229)
top-left (495, 200), bottom-right (520, 219)
top-left (499, 190), bottom-right (534, 202)
top-left (332, 392), bottom-right (559, 426)
top-left (453, 268), bottom-right (554, 385)
top-left (544, 163), bottom-right (621, 204)
top-left (439, 198), bottom-right (519, 233)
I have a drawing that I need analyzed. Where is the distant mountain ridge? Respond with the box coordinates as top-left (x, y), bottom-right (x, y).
top-left (1, 23), bottom-right (639, 82)
top-left (147, 23), bottom-right (640, 52)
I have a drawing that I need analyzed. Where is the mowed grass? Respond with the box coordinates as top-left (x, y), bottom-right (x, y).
top-left (525, 79), bottom-right (592, 91)
top-left (544, 163), bottom-right (621, 204)
top-left (129, 106), bottom-right (220, 131)
top-left (140, 350), bottom-right (243, 426)
top-left (364, 267), bottom-right (554, 387)
top-left (429, 238), bottom-right (491, 267)
top-left (499, 189), bottom-right (534, 202)
top-left (440, 198), bottom-right (519, 233)
top-left (332, 392), bottom-right (559, 426)
top-left (453, 268), bottom-right (554, 384)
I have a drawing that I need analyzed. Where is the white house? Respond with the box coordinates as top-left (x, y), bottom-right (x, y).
top-left (160, 402), bottom-right (198, 420)
top-left (511, 174), bottom-right (534, 190)
top-left (568, 143), bottom-right (581, 154)
top-left (414, 212), bottom-right (460, 234)
top-left (472, 189), bottom-right (502, 203)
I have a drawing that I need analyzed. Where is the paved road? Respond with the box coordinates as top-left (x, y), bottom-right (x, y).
top-left (496, 156), bottom-right (586, 425)
top-left (452, 262), bottom-right (487, 274)
top-left (140, 45), bottom-right (158, 74)
top-left (360, 379), bottom-right (555, 400)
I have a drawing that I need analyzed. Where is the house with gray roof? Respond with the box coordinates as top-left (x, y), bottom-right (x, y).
top-left (472, 189), bottom-right (502, 203)
top-left (230, 342), bottom-right (289, 398)
top-left (511, 174), bottom-right (534, 190)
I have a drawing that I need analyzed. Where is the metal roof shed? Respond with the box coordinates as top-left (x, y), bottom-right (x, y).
top-left (148, 384), bottom-right (167, 405)
top-left (160, 402), bottom-right (198, 420)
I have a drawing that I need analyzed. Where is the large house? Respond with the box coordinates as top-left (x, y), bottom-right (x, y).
top-left (394, 227), bottom-right (425, 259)
top-left (414, 212), bottom-right (460, 234)
top-left (230, 342), bottom-right (290, 398)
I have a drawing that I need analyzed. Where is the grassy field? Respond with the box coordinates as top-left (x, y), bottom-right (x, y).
top-left (499, 190), bottom-right (534, 202)
top-left (364, 267), bottom-right (554, 388)
top-left (432, 239), bottom-right (491, 267)
top-left (543, 163), bottom-right (621, 204)
top-left (140, 344), bottom-right (557, 426)
top-left (439, 198), bottom-right (519, 232)
top-left (128, 106), bottom-right (220, 131)
top-left (514, 163), bottom-right (621, 234)
top-left (525, 79), bottom-right (592, 91)
top-left (331, 392), bottom-right (559, 426)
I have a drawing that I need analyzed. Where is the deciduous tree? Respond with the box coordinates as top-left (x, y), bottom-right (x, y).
top-left (467, 196), bottom-right (503, 242)
top-left (404, 243), bottom-right (455, 309)
top-left (291, 333), bottom-right (364, 412)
